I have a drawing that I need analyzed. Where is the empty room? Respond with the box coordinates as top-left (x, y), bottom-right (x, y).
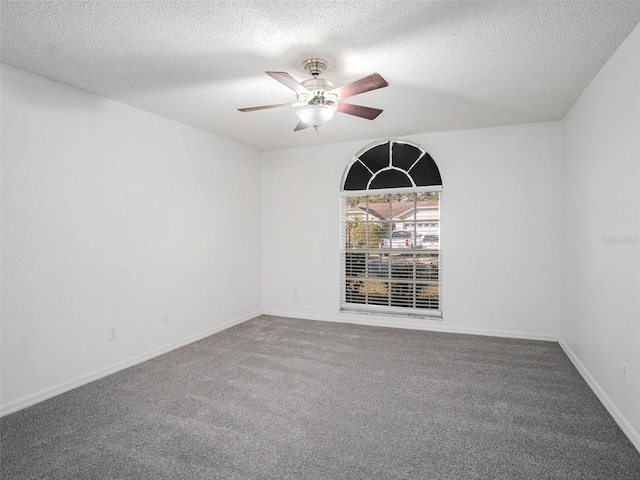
top-left (1, 1), bottom-right (639, 478)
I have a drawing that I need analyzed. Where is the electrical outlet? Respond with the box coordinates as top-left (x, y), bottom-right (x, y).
top-left (107, 325), bottom-right (117, 341)
top-left (622, 362), bottom-right (628, 384)
top-left (292, 288), bottom-right (299, 299)
top-left (572, 318), bottom-right (576, 333)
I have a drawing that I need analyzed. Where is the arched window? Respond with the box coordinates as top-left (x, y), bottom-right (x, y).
top-left (340, 139), bottom-right (442, 318)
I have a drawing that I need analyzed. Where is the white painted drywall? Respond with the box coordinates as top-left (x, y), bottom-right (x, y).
top-left (0, 65), bottom-right (262, 411)
top-left (262, 122), bottom-right (562, 339)
top-left (561, 22), bottom-right (640, 444)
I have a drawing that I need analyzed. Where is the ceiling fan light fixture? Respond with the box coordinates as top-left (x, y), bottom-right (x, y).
top-left (296, 104), bottom-right (335, 130)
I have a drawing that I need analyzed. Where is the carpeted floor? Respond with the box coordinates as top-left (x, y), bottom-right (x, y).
top-left (1, 315), bottom-right (639, 479)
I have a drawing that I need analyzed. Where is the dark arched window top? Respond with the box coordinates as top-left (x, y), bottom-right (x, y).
top-left (341, 139), bottom-right (442, 191)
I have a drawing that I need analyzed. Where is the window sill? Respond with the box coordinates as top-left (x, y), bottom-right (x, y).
top-left (340, 305), bottom-right (443, 320)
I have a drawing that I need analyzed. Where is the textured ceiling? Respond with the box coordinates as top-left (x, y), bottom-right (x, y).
top-left (2, 1), bottom-right (640, 151)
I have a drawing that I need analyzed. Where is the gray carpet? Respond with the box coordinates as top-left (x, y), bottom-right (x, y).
top-left (1, 315), bottom-right (639, 479)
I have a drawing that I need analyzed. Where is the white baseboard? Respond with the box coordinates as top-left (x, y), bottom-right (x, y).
top-left (0, 311), bottom-right (261, 417)
top-left (558, 337), bottom-right (640, 453)
top-left (262, 309), bottom-right (558, 342)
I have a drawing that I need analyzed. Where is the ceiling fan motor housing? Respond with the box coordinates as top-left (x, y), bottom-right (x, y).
top-left (302, 58), bottom-right (328, 77)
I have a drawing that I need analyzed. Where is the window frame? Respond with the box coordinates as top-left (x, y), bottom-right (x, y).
top-left (340, 185), bottom-right (443, 320)
top-left (340, 186), bottom-right (442, 319)
top-left (340, 139), bottom-right (443, 319)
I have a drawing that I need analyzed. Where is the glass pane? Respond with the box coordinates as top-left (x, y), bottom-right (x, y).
top-left (358, 143), bottom-right (389, 173)
top-left (343, 160), bottom-right (371, 190)
top-left (342, 189), bottom-right (440, 313)
top-left (392, 142), bottom-right (423, 170)
top-left (408, 154), bottom-right (442, 186)
top-left (369, 170), bottom-right (413, 189)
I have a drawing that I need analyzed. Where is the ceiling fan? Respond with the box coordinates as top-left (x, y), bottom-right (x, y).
top-left (238, 58), bottom-right (389, 131)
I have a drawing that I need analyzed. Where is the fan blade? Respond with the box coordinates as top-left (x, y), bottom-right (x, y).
top-left (294, 121), bottom-right (309, 132)
top-left (238, 102), bottom-right (294, 112)
top-left (266, 71), bottom-right (309, 95)
top-left (329, 73), bottom-right (388, 100)
top-left (337, 102), bottom-right (383, 120)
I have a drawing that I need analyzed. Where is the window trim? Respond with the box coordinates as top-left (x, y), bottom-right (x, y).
top-left (339, 185), bottom-right (442, 198)
top-left (340, 139), bottom-right (443, 319)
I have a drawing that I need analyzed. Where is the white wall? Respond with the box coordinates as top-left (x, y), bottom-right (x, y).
top-left (262, 122), bottom-right (562, 339)
top-left (561, 22), bottom-right (640, 447)
top-left (0, 65), bottom-right (262, 413)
